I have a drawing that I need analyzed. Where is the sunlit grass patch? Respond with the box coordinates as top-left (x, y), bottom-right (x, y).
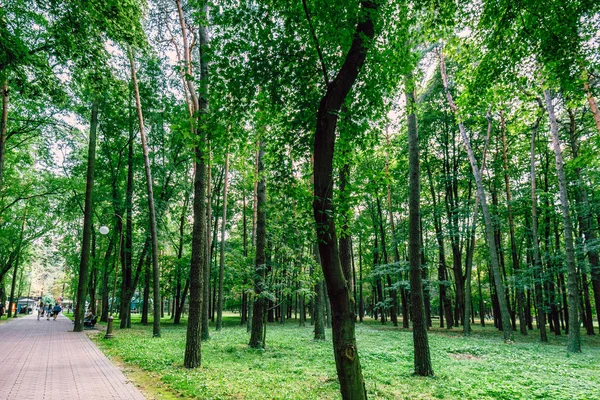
top-left (93, 314), bottom-right (600, 400)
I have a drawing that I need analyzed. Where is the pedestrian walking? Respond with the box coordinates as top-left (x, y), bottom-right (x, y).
top-left (52, 303), bottom-right (62, 320)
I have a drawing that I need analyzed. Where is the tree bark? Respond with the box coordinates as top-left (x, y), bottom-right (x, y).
top-left (406, 78), bottom-right (433, 376)
top-left (439, 49), bottom-right (512, 341)
top-left (74, 99), bottom-right (99, 332)
top-left (544, 90), bottom-right (581, 352)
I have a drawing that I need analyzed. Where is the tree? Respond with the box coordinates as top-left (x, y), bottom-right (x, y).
top-left (74, 99), bottom-right (99, 332)
top-left (544, 90), bottom-right (581, 352)
top-left (312, 1), bottom-right (382, 397)
top-left (406, 74), bottom-right (433, 376)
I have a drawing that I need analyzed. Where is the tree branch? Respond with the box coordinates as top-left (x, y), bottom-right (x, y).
top-left (302, 0), bottom-right (329, 87)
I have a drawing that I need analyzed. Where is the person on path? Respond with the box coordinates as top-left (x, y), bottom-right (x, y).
top-left (46, 303), bottom-right (53, 320)
top-left (52, 303), bottom-right (61, 320)
top-left (38, 301), bottom-right (44, 320)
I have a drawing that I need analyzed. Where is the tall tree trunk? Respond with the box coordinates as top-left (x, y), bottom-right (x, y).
top-left (544, 90), bottom-right (581, 352)
top-left (120, 106), bottom-right (135, 328)
top-left (312, 2), bottom-right (380, 397)
top-left (500, 112), bottom-right (527, 335)
top-left (439, 50), bottom-right (512, 341)
top-left (129, 48), bottom-right (161, 337)
top-left (406, 78), bottom-right (433, 376)
top-left (74, 99), bottom-right (99, 332)
top-left (183, 0), bottom-right (208, 362)
top-left (249, 141), bottom-right (267, 348)
top-left (216, 152), bottom-right (229, 331)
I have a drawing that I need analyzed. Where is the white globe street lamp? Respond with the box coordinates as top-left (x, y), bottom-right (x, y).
top-left (99, 226), bottom-right (110, 235)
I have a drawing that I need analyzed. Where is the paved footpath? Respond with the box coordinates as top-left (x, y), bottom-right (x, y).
top-left (0, 314), bottom-right (145, 400)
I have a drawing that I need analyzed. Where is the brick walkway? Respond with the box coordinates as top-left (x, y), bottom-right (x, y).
top-left (0, 314), bottom-right (145, 400)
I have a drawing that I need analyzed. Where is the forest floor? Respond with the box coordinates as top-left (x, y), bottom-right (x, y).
top-left (90, 313), bottom-right (600, 400)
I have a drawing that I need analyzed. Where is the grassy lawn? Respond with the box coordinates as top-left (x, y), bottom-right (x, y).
top-left (91, 313), bottom-right (600, 399)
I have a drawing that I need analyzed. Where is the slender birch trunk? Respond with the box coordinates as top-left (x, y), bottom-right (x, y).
top-left (439, 49), bottom-right (513, 341)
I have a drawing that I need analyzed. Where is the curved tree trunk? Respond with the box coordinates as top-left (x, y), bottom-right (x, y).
top-left (312, 2), bottom-right (381, 397)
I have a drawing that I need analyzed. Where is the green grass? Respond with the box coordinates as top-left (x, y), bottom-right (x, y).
top-left (92, 314), bottom-right (600, 399)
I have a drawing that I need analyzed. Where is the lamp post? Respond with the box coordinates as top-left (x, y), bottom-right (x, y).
top-left (99, 213), bottom-right (123, 339)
